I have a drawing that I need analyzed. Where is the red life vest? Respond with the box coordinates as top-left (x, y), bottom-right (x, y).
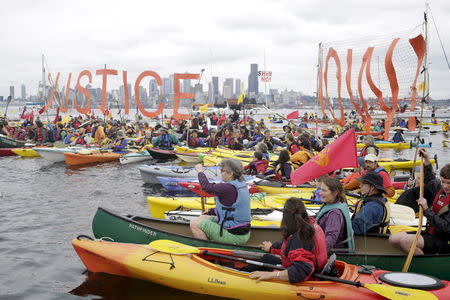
top-left (188, 137), bottom-right (199, 147)
top-left (427, 189), bottom-right (450, 235)
top-left (36, 128), bottom-right (43, 141)
top-left (278, 219), bottom-right (327, 274)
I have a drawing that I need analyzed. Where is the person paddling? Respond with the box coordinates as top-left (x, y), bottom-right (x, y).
top-left (190, 159), bottom-right (251, 245)
top-left (389, 148), bottom-right (450, 255)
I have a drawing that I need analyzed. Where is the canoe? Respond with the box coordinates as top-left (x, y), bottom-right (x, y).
top-left (139, 165), bottom-right (220, 184)
top-left (11, 148), bottom-right (40, 157)
top-left (147, 148), bottom-right (177, 160)
top-left (175, 152), bottom-right (204, 164)
top-left (0, 134), bottom-right (28, 148)
top-left (32, 147), bottom-right (86, 163)
top-left (92, 207), bottom-right (450, 280)
top-left (73, 238), bottom-right (449, 299)
top-left (119, 150), bottom-right (152, 164)
top-left (64, 151), bottom-right (122, 166)
top-left (0, 148), bottom-right (17, 156)
top-left (356, 142), bottom-right (410, 149)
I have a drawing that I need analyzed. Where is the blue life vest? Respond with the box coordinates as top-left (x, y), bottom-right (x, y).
top-left (158, 134), bottom-right (171, 149)
top-left (215, 179), bottom-right (251, 235)
top-left (373, 166), bottom-right (388, 174)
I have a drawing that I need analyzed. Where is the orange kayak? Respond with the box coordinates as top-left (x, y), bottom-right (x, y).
top-left (72, 239), bottom-right (449, 300)
top-left (64, 152), bottom-right (122, 166)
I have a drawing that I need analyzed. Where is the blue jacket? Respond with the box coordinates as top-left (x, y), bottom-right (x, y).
top-left (351, 195), bottom-right (386, 235)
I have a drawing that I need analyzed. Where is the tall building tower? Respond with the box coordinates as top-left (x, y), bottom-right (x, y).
top-left (235, 79), bottom-right (241, 96)
top-left (223, 78), bottom-right (234, 99)
top-left (9, 86), bottom-right (15, 100)
top-left (182, 78), bottom-right (192, 94)
top-left (21, 84), bottom-right (26, 101)
top-left (149, 79), bottom-right (158, 97)
top-left (248, 64), bottom-right (259, 98)
top-left (212, 76), bottom-right (219, 104)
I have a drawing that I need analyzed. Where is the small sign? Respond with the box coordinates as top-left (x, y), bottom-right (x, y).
top-left (258, 71), bottom-right (272, 82)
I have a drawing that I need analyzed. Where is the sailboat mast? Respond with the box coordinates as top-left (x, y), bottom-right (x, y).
top-left (42, 54), bottom-right (46, 101)
top-left (423, 3), bottom-right (430, 101)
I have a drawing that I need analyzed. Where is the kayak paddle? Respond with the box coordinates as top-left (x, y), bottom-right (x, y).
top-left (150, 240), bottom-right (438, 300)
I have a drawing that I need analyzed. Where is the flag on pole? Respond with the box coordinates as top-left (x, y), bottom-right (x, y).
top-left (286, 110), bottom-right (299, 120)
top-left (291, 128), bottom-right (358, 185)
top-left (237, 93), bottom-right (246, 105)
top-left (53, 107), bottom-right (60, 124)
top-left (217, 113), bottom-right (227, 126)
top-left (199, 104), bottom-right (209, 113)
top-left (418, 81), bottom-right (427, 92)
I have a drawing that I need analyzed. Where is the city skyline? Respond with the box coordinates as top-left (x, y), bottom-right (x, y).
top-left (1, 1), bottom-right (450, 100)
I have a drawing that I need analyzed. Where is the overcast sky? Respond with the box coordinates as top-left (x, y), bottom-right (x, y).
top-left (1, 0), bottom-right (450, 100)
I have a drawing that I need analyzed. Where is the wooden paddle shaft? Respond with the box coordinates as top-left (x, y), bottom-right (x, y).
top-left (402, 159), bottom-right (424, 272)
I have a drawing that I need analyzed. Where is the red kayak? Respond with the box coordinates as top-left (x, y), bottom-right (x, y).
top-left (0, 148), bottom-right (17, 156)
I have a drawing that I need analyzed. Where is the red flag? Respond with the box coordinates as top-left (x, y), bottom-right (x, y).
top-left (286, 110), bottom-right (299, 120)
top-left (291, 128), bottom-right (358, 185)
top-left (38, 106), bottom-right (45, 115)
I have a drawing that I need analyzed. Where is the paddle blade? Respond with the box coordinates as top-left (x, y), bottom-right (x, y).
top-left (149, 240), bottom-right (200, 255)
top-left (365, 283), bottom-right (437, 300)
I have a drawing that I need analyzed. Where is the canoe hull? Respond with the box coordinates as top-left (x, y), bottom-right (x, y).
top-left (0, 135), bottom-right (27, 148)
top-left (147, 148), bottom-right (177, 160)
top-left (0, 148), bottom-right (16, 156)
top-left (11, 148), bottom-right (40, 157)
top-left (92, 207), bottom-right (450, 280)
top-left (139, 165), bottom-right (220, 184)
top-left (119, 151), bottom-right (152, 164)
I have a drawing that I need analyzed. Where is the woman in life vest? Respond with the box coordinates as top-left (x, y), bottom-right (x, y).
top-left (190, 159), bottom-right (251, 245)
top-left (204, 129), bottom-right (219, 148)
top-left (316, 177), bottom-right (355, 253)
top-left (285, 133), bottom-right (300, 155)
top-left (219, 127), bottom-right (232, 146)
top-left (187, 130), bottom-right (205, 148)
top-left (247, 198), bottom-right (328, 283)
top-left (269, 150), bottom-right (294, 180)
top-left (244, 151), bottom-right (269, 175)
top-left (389, 148), bottom-right (450, 255)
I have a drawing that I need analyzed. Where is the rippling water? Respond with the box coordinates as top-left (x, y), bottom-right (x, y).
top-left (0, 129), bottom-right (449, 299)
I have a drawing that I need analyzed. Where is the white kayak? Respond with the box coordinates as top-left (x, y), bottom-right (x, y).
top-left (139, 165), bottom-right (221, 184)
top-left (119, 150), bottom-right (152, 164)
top-left (32, 146), bottom-right (86, 163)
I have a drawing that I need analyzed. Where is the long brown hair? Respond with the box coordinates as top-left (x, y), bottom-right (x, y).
top-left (321, 177), bottom-right (347, 203)
top-left (281, 198), bottom-right (315, 250)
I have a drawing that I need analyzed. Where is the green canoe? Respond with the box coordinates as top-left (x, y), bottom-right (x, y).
top-left (0, 134), bottom-right (28, 148)
top-left (92, 207), bottom-right (450, 279)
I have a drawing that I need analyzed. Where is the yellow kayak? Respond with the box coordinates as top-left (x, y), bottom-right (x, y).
top-left (147, 193), bottom-right (321, 219)
top-left (356, 142), bottom-right (410, 149)
top-left (379, 159), bottom-right (435, 172)
top-left (11, 148), bottom-right (40, 157)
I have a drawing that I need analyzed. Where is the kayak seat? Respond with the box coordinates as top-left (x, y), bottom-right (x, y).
top-left (320, 253), bottom-right (338, 277)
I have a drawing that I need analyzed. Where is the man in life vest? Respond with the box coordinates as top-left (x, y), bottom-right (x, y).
top-left (344, 154), bottom-right (395, 197)
top-left (351, 172), bottom-right (390, 235)
top-left (389, 149), bottom-right (450, 254)
top-left (152, 127), bottom-right (180, 150)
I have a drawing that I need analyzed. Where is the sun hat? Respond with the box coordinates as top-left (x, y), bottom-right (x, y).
top-left (364, 154), bottom-right (379, 162)
top-left (357, 171), bottom-right (386, 194)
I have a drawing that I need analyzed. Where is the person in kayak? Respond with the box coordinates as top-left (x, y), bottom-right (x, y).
top-left (247, 198), bottom-right (327, 283)
top-left (391, 127), bottom-right (405, 143)
top-left (244, 151), bottom-right (269, 175)
top-left (152, 127), bottom-right (180, 150)
top-left (358, 135), bottom-right (379, 167)
top-left (190, 158), bottom-right (251, 245)
top-left (389, 148), bottom-right (450, 255)
top-left (351, 172), bottom-right (390, 235)
top-left (187, 130), bottom-right (205, 148)
top-left (343, 154), bottom-right (395, 197)
top-left (266, 150), bottom-right (294, 180)
top-left (316, 177), bottom-right (355, 253)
